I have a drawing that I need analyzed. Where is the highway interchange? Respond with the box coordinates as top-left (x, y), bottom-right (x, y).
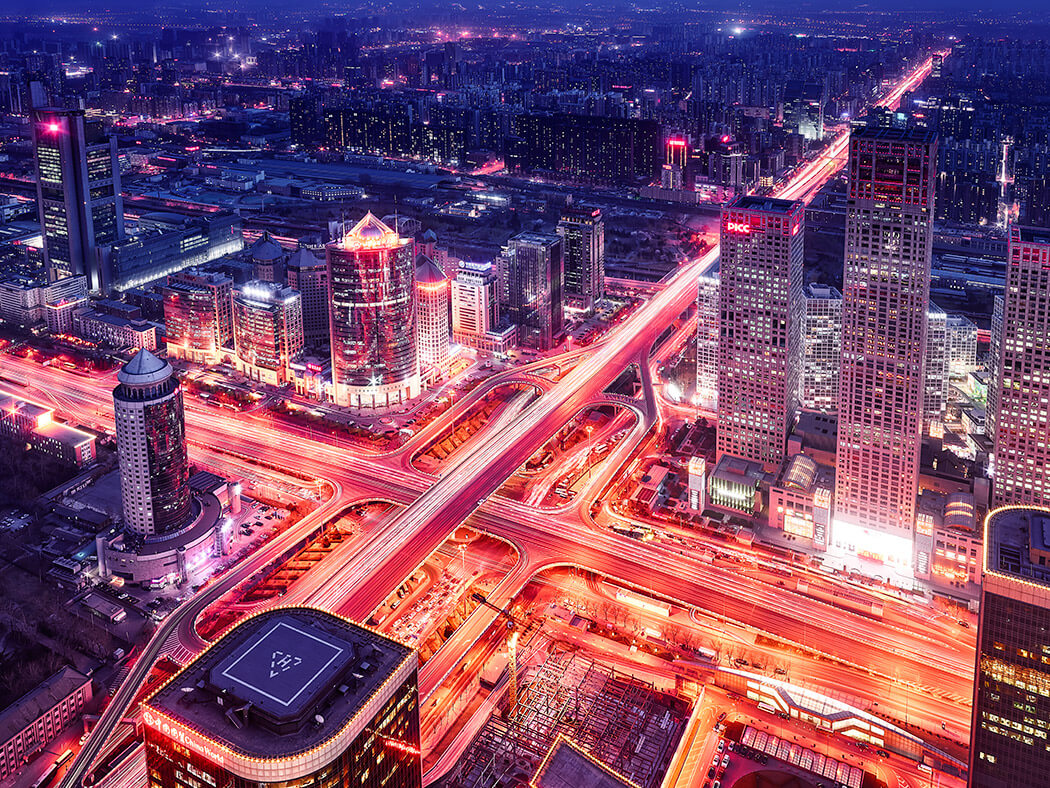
top-left (25, 52), bottom-right (972, 788)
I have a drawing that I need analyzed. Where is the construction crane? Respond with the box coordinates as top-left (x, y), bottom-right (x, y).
top-left (472, 593), bottom-right (528, 721)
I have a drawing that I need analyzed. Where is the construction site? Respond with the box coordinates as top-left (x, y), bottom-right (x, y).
top-left (437, 646), bottom-right (690, 788)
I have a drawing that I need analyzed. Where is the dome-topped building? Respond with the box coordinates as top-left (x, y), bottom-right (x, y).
top-left (415, 254), bottom-right (450, 377)
top-left (250, 232), bottom-right (287, 282)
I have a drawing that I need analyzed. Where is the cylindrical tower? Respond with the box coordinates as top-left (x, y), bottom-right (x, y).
top-left (113, 349), bottom-right (191, 537)
top-left (415, 253), bottom-right (449, 373)
top-left (325, 213), bottom-right (419, 408)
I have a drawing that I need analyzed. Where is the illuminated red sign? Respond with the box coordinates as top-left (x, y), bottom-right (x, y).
top-left (667, 139), bottom-right (686, 147)
top-left (726, 221), bottom-right (751, 234)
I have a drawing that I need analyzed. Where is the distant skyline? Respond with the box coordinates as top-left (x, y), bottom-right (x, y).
top-left (3, 0), bottom-right (1050, 22)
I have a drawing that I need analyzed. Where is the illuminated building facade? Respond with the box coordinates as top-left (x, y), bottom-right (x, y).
top-left (924, 302), bottom-right (949, 435)
top-left (161, 269), bottom-right (233, 366)
top-left (286, 246), bottom-right (330, 349)
top-left (502, 232), bottom-right (563, 351)
top-left (232, 281), bottom-right (305, 386)
top-left (142, 607), bottom-right (421, 788)
top-left (414, 254), bottom-right (449, 376)
top-left (800, 283), bottom-right (842, 414)
top-left (326, 213), bottom-right (419, 408)
top-left (556, 208), bottom-right (604, 313)
top-left (717, 195), bottom-right (804, 473)
top-left (452, 261), bottom-right (509, 351)
top-left (113, 350), bottom-right (191, 537)
top-left (970, 507), bottom-right (1050, 787)
top-left (695, 258), bottom-right (720, 413)
top-left (991, 226), bottom-right (1050, 509)
top-left (32, 108), bottom-right (125, 291)
top-left (769, 454), bottom-right (834, 549)
top-left (833, 126), bottom-right (936, 573)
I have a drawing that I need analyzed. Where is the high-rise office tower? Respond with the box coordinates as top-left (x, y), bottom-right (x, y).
top-left (924, 302), bottom-right (949, 435)
top-left (991, 226), bottom-right (1050, 508)
top-left (987, 293), bottom-right (1005, 462)
top-left (557, 208), bottom-right (605, 313)
top-left (800, 283), bottom-right (842, 414)
top-left (833, 126), bottom-right (936, 572)
top-left (970, 507), bottom-right (1050, 787)
top-left (502, 232), bottom-right (563, 351)
top-left (232, 281), bottom-right (305, 386)
top-left (415, 254), bottom-right (449, 374)
top-left (326, 213), bottom-right (419, 408)
top-left (161, 269), bottom-right (233, 366)
top-left (452, 261), bottom-right (500, 347)
top-left (716, 195), bottom-right (804, 473)
top-left (695, 258), bottom-right (720, 414)
top-left (113, 350), bottom-right (191, 537)
top-left (286, 245), bottom-right (330, 349)
top-left (32, 108), bottom-right (125, 291)
top-left (143, 607), bottom-right (421, 788)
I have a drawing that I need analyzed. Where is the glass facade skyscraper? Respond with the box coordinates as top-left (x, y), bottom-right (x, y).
top-left (991, 226), bottom-right (1050, 509)
top-left (113, 350), bottom-right (191, 537)
top-left (970, 507), bottom-right (1050, 787)
top-left (716, 195), bottom-right (804, 473)
top-left (326, 213), bottom-right (419, 408)
top-left (32, 107), bottom-right (124, 291)
top-left (832, 126), bottom-right (937, 573)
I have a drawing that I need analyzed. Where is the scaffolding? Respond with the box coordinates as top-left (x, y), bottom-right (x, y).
top-left (439, 648), bottom-right (687, 788)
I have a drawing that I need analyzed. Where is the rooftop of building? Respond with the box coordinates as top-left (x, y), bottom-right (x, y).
top-left (711, 455), bottom-right (768, 487)
top-left (250, 232), bottom-right (285, 262)
top-left (235, 280), bottom-right (300, 304)
top-left (803, 282), bottom-right (842, 300)
top-left (415, 254), bottom-right (446, 285)
top-left (0, 391), bottom-right (51, 422)
top-left (333, 212), bottom-right (409, 252)
top-left (851, 124), bottom-right (937, 145)
top-left (0, 666), bottom-right (91, 743)
top-left (1015, 225), bottom-right (1050, 246)
top-left (145, 608), bottom-right (415, 760)
top-left (726, 195), bottom-right (801, 214)
top-left (286, 246), bottom-right (324, 271)
top-left (33, 420), bottom-right (95, 446)
top-left (117, 349), bottom-right (171, 387)
top-left (985, 507), bottom-right (1050, 586)
top-left (510, 230), bottom-right (561, 246)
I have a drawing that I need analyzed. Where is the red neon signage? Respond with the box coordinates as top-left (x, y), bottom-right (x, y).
top-left (726, 221), bottom-right (751, 234)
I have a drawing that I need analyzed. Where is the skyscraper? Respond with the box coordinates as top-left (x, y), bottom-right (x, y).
top-left (113, 350), bottom-right (191, 537)
top-left (502, 232), bottom-right (563, 351)
top-left (991, 226), bottom-right (1050, 509)
top-left (232, 281), bottom-right (305, 386)
top-left (452, 261), bottom-right (500, 348)
top-left (969, 506), bottom-right (1050, 787)
top-left (716, 195), bottom-right (804, 473)
top-left (695, 258), bottom-right (720, 414)
top-left (326, 213), bottom-right (419, 408)
top-left (832, 126), bottom-right (936, 572)
top-left (32, 108), bottom-right (124, 291)
top-left (557, 207), bottom-right (605, 313)
top-left (286, 245), bottom-right (330, 349)
top-left (924, 302), bottom-right (949, 435)
top-left (800, 283), bottom-right (842, 414)
top-left (143, 607), bottom-right (421, 788)
top-left (162, 269), bottom-right (233, 366)
top-left (415, 254), bottom-right (450, 375)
